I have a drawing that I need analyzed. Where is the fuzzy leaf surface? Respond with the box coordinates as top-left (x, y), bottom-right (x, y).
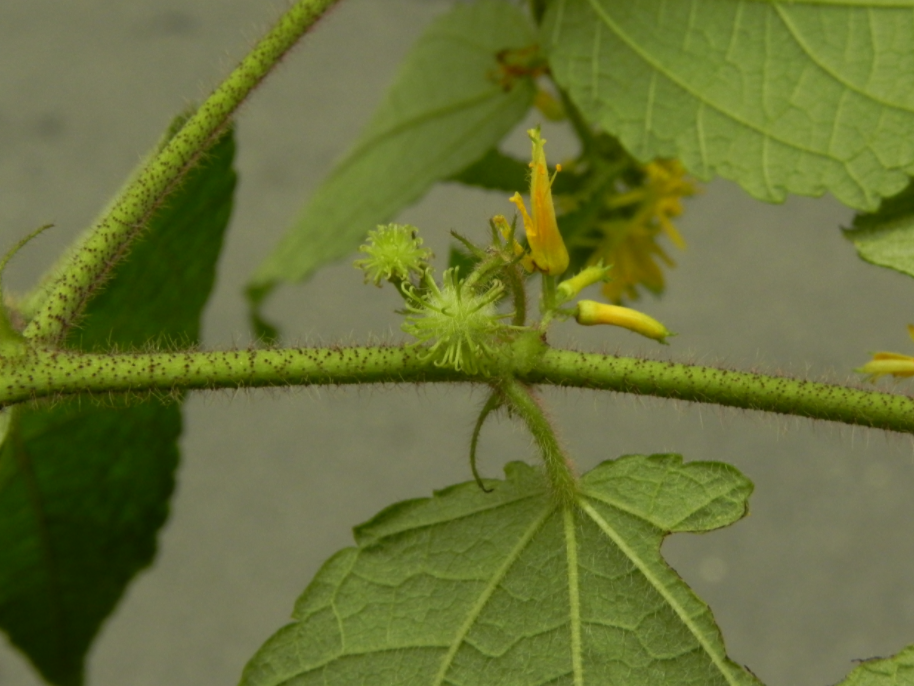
top-left (836, 644), bottom-right (914, 685)
top-left (845, 179), bottom-right (914, 278)
top-left (0, 126), bottom-right (236, 686)
top-left (241, 454), bottom-right (758, 686)
top-left (545, 0), bottom-right (914, 210)
top-left (248, 0), bottom-right (536, 297)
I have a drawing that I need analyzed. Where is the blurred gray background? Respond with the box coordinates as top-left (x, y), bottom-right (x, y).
top-left (1, 2), bottom-right (914, 685)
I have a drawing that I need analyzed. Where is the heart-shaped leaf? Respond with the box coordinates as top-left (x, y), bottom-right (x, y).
top-left (241, 454), bottom-right (758, 686)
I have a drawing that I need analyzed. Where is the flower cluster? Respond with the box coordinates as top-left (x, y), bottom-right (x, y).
top-left (585, 159), bottom-right (697, 303)
top-left (507, 127), bottom-right (674, 344)
top-left (356, 127), bottom-right (681, 375)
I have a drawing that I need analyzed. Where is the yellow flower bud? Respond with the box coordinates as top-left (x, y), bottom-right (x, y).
top-left (556, 263), bottom-right (611, 303)
top-left (509, 127), bottom-right (569, 276)
top-left (856, 356), bottom-right (914, 380)
top-left (856, 324), bottom-right (914, 381)
top-left (491, 214), bottom-right (533, 270)
top-left (575, 300), bottom-right (672, 344)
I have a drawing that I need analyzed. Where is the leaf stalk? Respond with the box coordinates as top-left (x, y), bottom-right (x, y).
top-left (498, 377), bottom-right (578, 504)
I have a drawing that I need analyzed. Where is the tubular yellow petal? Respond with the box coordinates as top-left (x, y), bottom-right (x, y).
top-left (575, 300), bottom-right (672, 344)
top-left (856, 359), bottom-right (914, 379)
top-left (521, 127), bottom-right (569, 276)
top-left (871, 351), bottom-right (914, 361)
top-left (509, 193), bottom-right (534, 237)
top-left (506, 128), bottom-right (570, 276)
top-left (493, 213), bottom-right (525, 260)
top-left (508, 194), bottom-right (537, 272)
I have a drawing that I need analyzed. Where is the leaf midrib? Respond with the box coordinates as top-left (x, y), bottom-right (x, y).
top-left (578, 498), bottom-right (743, 686)
top-left (331, 88), bottom-right (512, 180)
top-left (8, 415), bottom-right (67, 670)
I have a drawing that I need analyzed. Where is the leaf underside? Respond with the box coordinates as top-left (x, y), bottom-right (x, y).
top-left (248, 0), bottom-right (537, 297)
top-left (835, 644), bottom-right (914, 686)
top-left (241, 454), bottom-right (760, 686)
top-left (0, 125), bottom-right (236, 686)
top-left (845, 179), bottom-right (914, 278)
top-left (545, 0), bottom-right (914, 211)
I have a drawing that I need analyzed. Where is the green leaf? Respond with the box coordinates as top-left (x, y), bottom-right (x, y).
top-left (0, 125), bottom-right (236, 686)
top-left (247, 0), bottom-right (537, 297)
top-left (544, 0), bottom-right (914, 211)
top-left (835, 645), bottom-right (914, 686)
top-left (241, 454), bottom-right (759, 686)
top-left (448, 148), bottom-right (531, 193)
top-left (845, 179), bottom-right (914, 278)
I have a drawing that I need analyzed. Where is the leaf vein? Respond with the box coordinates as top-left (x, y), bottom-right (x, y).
top-left (431, 505), bottom-right (554, 686)
top-left (579, 499), bottom-right (743, 686)
top-left (774, 3), bottom-right (914, 114)
top-left (579, 0), bottom-right (857, 162)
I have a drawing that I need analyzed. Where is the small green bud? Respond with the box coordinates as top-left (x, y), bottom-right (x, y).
top-left (354, 223), bottom-right (432, 286)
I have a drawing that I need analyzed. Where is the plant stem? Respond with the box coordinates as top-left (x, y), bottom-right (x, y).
top-left (2, 345), bottom-right (914, 435)
top-left (0, 346), bottom-right (455, 404)
top-left (22, 0), bottom-right (340, 345)
top-left (527, 348), bottom-right (914, 433)
top-left (541, 274), bottom-right (558, 314)
top-left (498, 377), bottom-right (578, 504)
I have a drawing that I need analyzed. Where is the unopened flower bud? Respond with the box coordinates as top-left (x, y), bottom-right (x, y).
top-left (557, 264), bottom-right (611, 303)
top-left (575, 300), bottom-right (672, 344)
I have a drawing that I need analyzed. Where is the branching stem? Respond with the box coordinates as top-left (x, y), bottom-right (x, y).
top-left (22, 0), bottom-right (340, 345)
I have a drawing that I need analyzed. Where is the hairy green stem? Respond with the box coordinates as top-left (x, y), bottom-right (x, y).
top-left (23, 0), bottom-right (340, 345)
top-left (498, 377), bottom-right (578, 504)
top-left (528, 349), bottom-right (914, 433)
top-left (2, 345), bottom-right (914, 435)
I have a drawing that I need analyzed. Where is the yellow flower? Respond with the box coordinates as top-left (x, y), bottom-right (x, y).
top-left (605, 159), bottom-right (694, 249)
top-left (509, 127), bottom-right (569, 277)
top-left (574, 300), bottom-right (673, 344)
top-left (857, 325), bottom-right (914, 381)
top-left (593, 221), bottom-right (673, 303)
top-left (590, 158), bottom-right (697, 303)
